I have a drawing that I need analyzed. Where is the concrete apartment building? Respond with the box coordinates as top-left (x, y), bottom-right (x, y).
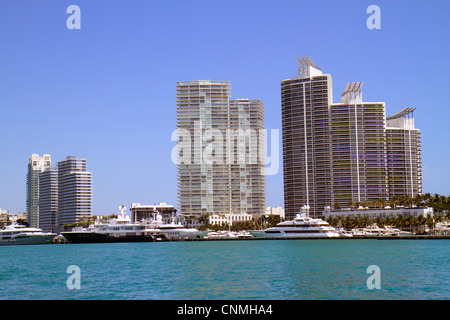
top-left (330, 82), bottom-right (388, 210)
top-left (175, 80), bottom-right (265, 221)
top-left (29, 155), bottom-right (92, 233)
top-left (38, 167), bottom-right (58, 233)
top-left (57, 156), bottom-right (92, 230)
top-left (282, 57), bottom-right (422, 218)
top-left (281, 57), bottom-right (333, 217)
top-left (386, 108), bottom-right (422, 198)
top-left (26, 154), bottom-right (52, 228)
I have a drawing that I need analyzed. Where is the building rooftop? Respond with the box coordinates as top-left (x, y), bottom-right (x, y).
top-left (386, 107), bottom-right (416, 120)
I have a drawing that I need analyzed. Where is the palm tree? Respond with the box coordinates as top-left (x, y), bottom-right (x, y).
top-left (424, 214), bottom-right (435, 234)
top-left (378, 198), bottom-right (387, 209)
top-left (413, 194), bottom-right (424, 208)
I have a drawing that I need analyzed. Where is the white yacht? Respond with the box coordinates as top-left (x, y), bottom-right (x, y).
top-left (435, 221), bottom-right (450, 235)
top-left (203, 230), bottom-right (253, 239)
top-left (61, 206), bottom-right (155, 243)
top-left (0, 218), bottom-right (56, 246)
top-left (362, 224), bottom-right (386, 237)
top-left (352, 224), bottom-right (405, 237)
top-left (144, 212), bottom-right (206, 240)
top-left (250, 210), bottom-right (340, 238)
top-left (383, 225), bottom-right (403, 236)
top-left (336, 228), bottom-right (354, 237)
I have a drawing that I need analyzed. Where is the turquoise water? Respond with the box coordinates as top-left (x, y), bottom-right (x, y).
top-left (0, 239), bottom-right (448, 300)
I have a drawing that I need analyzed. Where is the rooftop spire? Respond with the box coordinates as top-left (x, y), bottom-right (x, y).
top-left (341, 82), bottom-right (364, 104)
top-left (296, 56), bottom-right (322, 78)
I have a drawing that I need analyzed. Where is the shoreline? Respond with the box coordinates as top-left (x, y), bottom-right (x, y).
top-left (159, 235), bottom-right (450, 242)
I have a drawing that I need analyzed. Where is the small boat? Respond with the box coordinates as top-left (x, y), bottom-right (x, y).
top-left (144, 212), bottom-right (205, 240)
top-left (0, 217), bottom-right (56, 246)
top-left (204, 231), bottom-right (228, 239)
top-left (336, 228), bottom-right (353, 237)
top-left (233, 230), bottom-right (253, 239)
top-left (435, 222), bottom-right (450, 235)
top-left (353, 224), bottom-right (405, 237)
top-left (383, 225), bottom-right (402, 236)
top-left (362, 224), bottom-right (385, 237)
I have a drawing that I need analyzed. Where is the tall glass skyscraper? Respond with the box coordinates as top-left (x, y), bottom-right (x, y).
top-left (175, 80), bottom-right (265, 220)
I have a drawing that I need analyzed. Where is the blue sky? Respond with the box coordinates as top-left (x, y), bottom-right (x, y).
top-left (0, 0), bottom-right (449, 214)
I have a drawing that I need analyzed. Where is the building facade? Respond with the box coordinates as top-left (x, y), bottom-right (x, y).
top-left (282, 57), bottom-right (422, 218)
top-left (330, 83), bottom-right (388, 209)
top-left (175, 80), bottom-right (266, 220)
top-left (386, 108), bottom-right (422, 198)
top-left (130, 202), bottom-right (176, 223)
top-left (323, 206), bottom-right (433, 220)
top-left (57, 156), bottom-right (92, 230)
top-left (26, 154), bottom-right (52, 228)
top-left (38, 167), bottom-right (59, 233)
top-left (281, 58), bottom-right (333, 218)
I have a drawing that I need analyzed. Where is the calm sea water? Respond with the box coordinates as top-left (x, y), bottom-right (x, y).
top-left (0, 239), bottom-right (448, 300)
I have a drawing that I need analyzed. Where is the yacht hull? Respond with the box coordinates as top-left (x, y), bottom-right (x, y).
top-left (249, 230), bottom-right (340, 239)
top-left (61, 232), bottom-right (155, 244)
top-left (0, 234), bottom-right (56, 246)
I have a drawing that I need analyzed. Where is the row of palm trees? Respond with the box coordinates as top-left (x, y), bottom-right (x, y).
top-left (325, 213), bottom-right (450, 234)
top-left (63, 214), bottom-right (117, 231)
top-left (340, 193), bottom-right (450, 212)
top-left (197, 214), bottom-right (280, 232)
top-left (328, 193), bottom-right (450, 234)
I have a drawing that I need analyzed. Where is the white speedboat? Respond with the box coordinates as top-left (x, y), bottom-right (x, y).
top-left (435, 221), bottom-right (450, 235)
top-left (0, 218), bottom-right (56, 246)
top-left (383, 225), bottom-right (402, 236)
top-left (352, 224), bottom-right (404, 237)
top-left (361, 224), bottom-right (384, 237)
top-left (336, 228), bottom-right (353, 237)
top-left (250, 213), bottom-right (340, 238)
top-left (144, 212), bottom-right (206, 240)
top-left (204, 231), bottom-right (232, 239)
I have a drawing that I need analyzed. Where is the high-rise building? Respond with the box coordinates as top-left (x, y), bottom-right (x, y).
top-left (57, 156), bottom-right (92, 230)
top-left (330, 82), bottom-right (388, 209)
top-left (386, 108), bottom-right (422, 198)
top-left (281, 58), bottom-right (333, 217)
top-left (38, 167), bottom-right (58, 233)
top-left (26, 154), bottom-right (52, 228)
top-left (175, 80), bottom-right (265, 220)
top-left (282, 57), bottom-right (422, 218)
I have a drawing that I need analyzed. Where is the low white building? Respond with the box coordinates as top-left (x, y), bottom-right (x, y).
top-left (130, 202), bottom-right (177, 223)
top-left (265, 206), bottom-right (285, 219)
top-left (0, 210), bottom-right (27, 228)
top-left (209, 213), bottom-right (254, 226)
top-left (323, 206), bottom-right (434, 220)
